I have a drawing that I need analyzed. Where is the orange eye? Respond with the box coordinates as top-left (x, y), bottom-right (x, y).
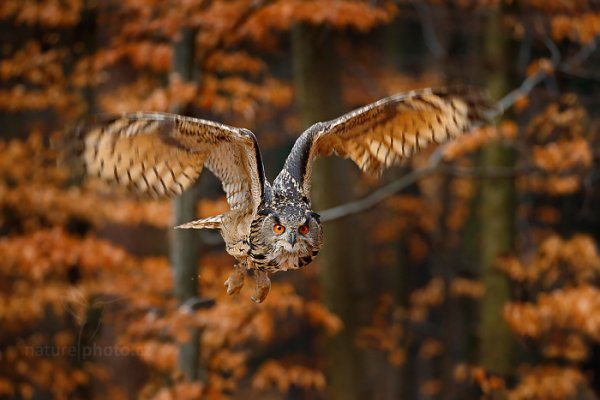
top-left (298, 225), bottom-right (309, 235)
top-left (273, 224), bottom-right (286, 234)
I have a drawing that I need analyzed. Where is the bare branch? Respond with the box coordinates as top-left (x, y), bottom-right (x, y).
top-left (494, 70), bottom-right (547, 117)
top-left (557, 38), bottom-right (599, 81)
top-left (497, 36), bottom-right (598, 116)
top-left (320, 164), bottom-right (438, 222)
top-left (320, 145), bottom-right (447, 222)
top-left (319, 163), bottom-right (529, 222)
top-left (319, 37), bottom-right (599, 223)
top-left (517, 31), bottom-right (533, 73)
top-left (543, 36), bottom-right (562, 66)
top-left (412, 0), bottom-right (446, 59)
top-left (561, 37), bottom-right (598, 70)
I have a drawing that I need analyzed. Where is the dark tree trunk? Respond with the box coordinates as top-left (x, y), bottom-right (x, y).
top-left (292, 23), bottom-right (368, 400)
top-left (479, 6), bottom-right (516, 376)
top-left (170, 27), bottom-right (204, 382)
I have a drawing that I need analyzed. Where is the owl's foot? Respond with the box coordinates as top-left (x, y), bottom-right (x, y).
top-left (224, 265), bottom-right (245, 296)
top-left (251, 271), bottom-right (271, 303)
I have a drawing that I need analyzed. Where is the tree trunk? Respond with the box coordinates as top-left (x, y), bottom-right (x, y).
top-left (292, 23), bottom-right (367, 400)
top-left (170, 27), bottom-right (204, 381)
top-left (479, 6), bottom-right (516, 376)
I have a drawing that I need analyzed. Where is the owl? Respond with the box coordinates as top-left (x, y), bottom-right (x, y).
top-left (65, 87), bottom-right (492, 302)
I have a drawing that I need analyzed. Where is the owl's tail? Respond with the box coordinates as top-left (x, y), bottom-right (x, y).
top-left (175, 215), bottom-right (223, 230)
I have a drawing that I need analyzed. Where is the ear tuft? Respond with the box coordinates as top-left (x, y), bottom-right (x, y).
top-left (257, 209), bottom-right (275, 216)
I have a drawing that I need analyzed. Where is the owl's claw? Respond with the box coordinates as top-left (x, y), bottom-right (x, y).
top-left (251, 271), bottom-right (271, 303)
top-left (224, 266), bottom-right (245, 296)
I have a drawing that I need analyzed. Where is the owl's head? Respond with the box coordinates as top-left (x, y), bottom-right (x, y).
top-left (254, 202), bottom-right (322, 256)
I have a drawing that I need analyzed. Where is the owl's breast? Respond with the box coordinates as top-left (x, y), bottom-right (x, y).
top-left (250, 246), bottom-right (319, 273)
top-left (271, 252), bottom-right (302, 272)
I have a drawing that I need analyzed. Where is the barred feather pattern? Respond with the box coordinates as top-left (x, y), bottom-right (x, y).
top-left (69, 112), bottom-right (266, 214)
top-left (276, 87), bottom-right (494, 197)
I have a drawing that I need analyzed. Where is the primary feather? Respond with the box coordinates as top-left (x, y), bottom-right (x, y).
top-left (275, 87), bottom-right (493, 197)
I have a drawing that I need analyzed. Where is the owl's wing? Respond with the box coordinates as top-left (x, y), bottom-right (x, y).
top-left (65, 112), bottom-right (266, 213)
top-left (276, 87), bottom-right (494, 197)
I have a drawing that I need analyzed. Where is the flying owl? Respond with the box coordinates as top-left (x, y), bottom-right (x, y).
top-left (66, 87), bottom-right (492, 303)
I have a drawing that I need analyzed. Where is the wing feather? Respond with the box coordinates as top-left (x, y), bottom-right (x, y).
top-left (65, 112), bottom-right (266, 214)
top-left (276, 87), bottom-right (494, 196)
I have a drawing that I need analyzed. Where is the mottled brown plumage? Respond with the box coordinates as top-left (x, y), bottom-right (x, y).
top-left (65, 87), bottom-right (493, 302)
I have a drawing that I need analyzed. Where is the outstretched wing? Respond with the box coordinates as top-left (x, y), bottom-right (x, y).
top-left (275, 87), bottom-right (494, 197)
top-left (64, 112), bottom-right (266, 214)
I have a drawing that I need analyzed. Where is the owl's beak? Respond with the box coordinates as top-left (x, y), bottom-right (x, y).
top-left (288, 232), bottom-right (296, 246)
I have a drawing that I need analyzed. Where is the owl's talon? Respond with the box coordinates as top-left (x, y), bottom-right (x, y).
top-left (251, 271), bottom-right (271, 303)
top-left (224, 266), bottom-right (245, 296)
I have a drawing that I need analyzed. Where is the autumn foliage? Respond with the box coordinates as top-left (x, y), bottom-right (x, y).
top-left (1, 0), bottom-right (600, 399)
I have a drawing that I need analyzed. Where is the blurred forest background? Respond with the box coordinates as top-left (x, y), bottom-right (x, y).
top-left (1, 0), bottom-right (600, 399)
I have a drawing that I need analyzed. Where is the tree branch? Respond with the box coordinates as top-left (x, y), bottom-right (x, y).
top-left (494, 70), bottom-right (547, 117)
top-left (319, 162), bottom-right (530, 223)
top-left (412, 0), bottom-right (446, 59)
top-left (496, 36), bottom-right (598, 116)
top-left (319, 37), bottom-right (599, 223)
top-left (320, 164), bottom-right (438, 222)
top-left (561, 37), bottom-right (598, 71)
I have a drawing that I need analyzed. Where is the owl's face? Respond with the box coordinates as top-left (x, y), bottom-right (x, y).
top-left (250, 202), bottom-right (323, 270)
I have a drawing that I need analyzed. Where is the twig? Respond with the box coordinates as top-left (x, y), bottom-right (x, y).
top-left (494, 70), bottom-right (547, 117)
top-left (561, 37), bottom-right (598, 70)
top-left (412, 0), bottom-right (446, 59)
top-left (543, 36), bottom-right (562, 66)
top-left (497, 36), bottom-right (598, 115)
top-left (517, 31), bottom-right (533, 73)
top-left (319, 37), bottom-right (599, 223)
top-left (557, 38), bottom-right (599, 81)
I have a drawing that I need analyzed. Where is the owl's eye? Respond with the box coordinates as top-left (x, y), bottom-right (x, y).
top-left (273, 224), bottom-right (286, 234)
top-left (298, 225), bottom-right (309, 235)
